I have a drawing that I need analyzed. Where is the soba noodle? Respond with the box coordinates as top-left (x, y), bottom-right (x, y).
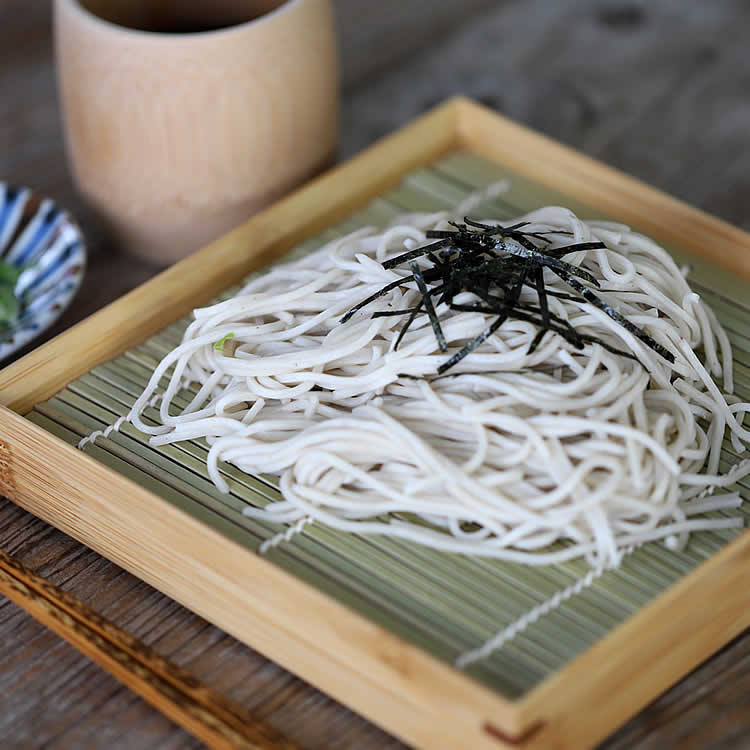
top-left (127, 203), bottom-right (750, 567)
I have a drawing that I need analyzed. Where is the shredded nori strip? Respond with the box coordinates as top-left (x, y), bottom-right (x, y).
top-left (340, 276), bottom-right (415, 323)
top-left (371, 307), bottom-right (422, 317)
top-left (438, 270), bottom-right (528, 374)
top-left (394, 301), bottom-right (424, 351)
top-left (410, 261), bottom-right (446, 351)
top-left (342, 218), bottom-right (676, 373)
top-left (546, 269), bottom-right (674, 362)
top-left (528, 267), bottom-right (550, 355)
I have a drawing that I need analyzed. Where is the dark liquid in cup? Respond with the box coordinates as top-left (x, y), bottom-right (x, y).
top-left (142, 20), bottom-right (249, 33)
top-left (80, 1), bottom-right (284, 34)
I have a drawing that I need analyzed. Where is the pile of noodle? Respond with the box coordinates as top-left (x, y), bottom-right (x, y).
top-left (129, 204), bottom-right (750, 566)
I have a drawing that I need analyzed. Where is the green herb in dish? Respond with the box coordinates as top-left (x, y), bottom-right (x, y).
top-left (0, 260), bottom-right (22, 332)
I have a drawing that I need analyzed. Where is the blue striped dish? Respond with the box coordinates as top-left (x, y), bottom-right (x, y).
top-left (0, 183), bottom-right (86, 360)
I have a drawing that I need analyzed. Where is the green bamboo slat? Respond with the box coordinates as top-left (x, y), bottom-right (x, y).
top-left (26, 153), bottom-right (750, 699)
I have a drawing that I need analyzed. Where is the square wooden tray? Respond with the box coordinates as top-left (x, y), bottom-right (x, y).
top-left (1, 98), bottom-right (750, 750)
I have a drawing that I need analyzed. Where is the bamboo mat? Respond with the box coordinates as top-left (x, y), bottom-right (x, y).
top-left (27, 152), bottom-right (750, 699)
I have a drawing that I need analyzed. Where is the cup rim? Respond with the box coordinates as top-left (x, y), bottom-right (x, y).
top-left (58, 0), bottom-right (305, 40)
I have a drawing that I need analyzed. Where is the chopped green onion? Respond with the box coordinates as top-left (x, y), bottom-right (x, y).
top-left (214, 332), bottom-right (235, 351)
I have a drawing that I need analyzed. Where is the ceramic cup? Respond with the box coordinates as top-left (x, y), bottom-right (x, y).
top-left (54, 0), bottom-right (338, 264)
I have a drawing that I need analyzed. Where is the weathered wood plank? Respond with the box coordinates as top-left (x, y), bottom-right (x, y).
top-left (335, 0), bottom-right (504, 89)
top-left (341, 0), bottom-right (750, 234)
top-left (0, 498), bottom-right (404, 750)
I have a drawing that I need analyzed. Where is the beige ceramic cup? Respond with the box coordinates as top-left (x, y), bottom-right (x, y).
top-left (54, 0), bottom-right (338, 264)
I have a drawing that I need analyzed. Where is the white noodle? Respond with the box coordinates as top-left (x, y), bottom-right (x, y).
top-left (128, 205), bottom-right (749, 566)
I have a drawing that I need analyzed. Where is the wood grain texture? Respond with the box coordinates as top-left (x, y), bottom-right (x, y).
top-left (2, 1), bottom-right (750, 748)
top-left (0, 546), bottom-right (301, 750)
top-left (0, 497), bottom-right (403, 750)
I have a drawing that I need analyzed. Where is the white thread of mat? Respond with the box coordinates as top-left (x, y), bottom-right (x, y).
top-left (76, 388), bottom-right (178, 450)
top-left (258, 516), bottom-right (314, 555)
top-left (456, 468), bottom-right (748, 670)
top-left (73, 378), bottom-right (316, 556)
top-left (76, 413), bottom-right (130, 450)
top-left (76, 394), bottom-right (155, 450)
top-left (455, 546), bottom-right (637, 669)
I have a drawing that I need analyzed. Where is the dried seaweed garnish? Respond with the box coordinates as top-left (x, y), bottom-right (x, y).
top-left (371, 308), bottom-right (422, 317)
top-left (341, 276), bottom-right (415, 323)
top-left (410, 261), bottom-right (446, 351)
top-left (438, 268), bottom-right (528, 374)
top-left (394, 300), bottom-right (423, 351)
top-left (342, 217), bottom-right (675, 373)
top-left (544, 271), bottom-right (674, 362)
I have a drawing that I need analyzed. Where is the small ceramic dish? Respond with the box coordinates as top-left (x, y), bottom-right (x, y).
top-left (0, 183), bottom-right (86, 360)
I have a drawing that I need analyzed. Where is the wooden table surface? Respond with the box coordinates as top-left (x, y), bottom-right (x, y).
top-left (2, 1), bottom-right (750, 748)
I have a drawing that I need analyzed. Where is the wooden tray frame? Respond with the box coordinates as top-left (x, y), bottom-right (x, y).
top-left (2, 98), bottom-right (750, 750)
